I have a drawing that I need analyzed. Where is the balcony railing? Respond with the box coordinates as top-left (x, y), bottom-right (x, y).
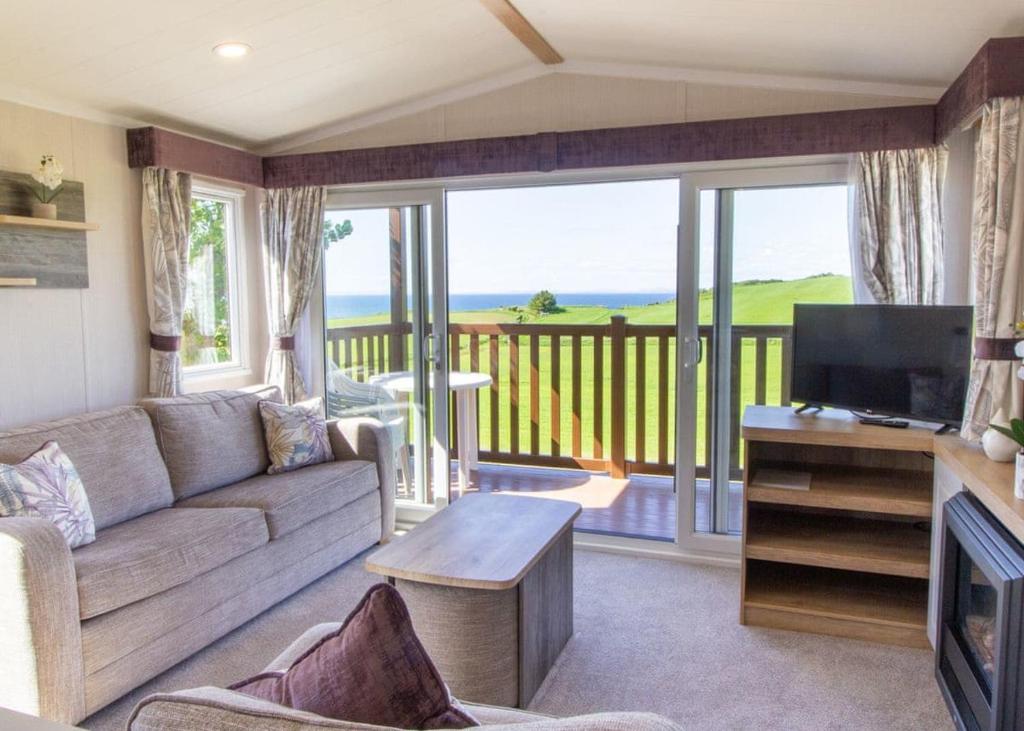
top-left (326, 317), bottom-right (792, 480)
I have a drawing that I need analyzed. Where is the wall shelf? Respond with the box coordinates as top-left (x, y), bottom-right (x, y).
top-left (0, 170), bottom-right (91, 288)
top-left (0, 214), bottom-right (99, 231)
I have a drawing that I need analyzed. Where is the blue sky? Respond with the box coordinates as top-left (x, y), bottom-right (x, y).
top-left (324, 179), bottom-right (851, 295)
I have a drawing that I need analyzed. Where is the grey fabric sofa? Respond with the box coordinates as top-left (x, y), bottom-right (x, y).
top-left (0, 388), bottom-right (395, 726)
top-left (127, 623), bottom-right (684, 731)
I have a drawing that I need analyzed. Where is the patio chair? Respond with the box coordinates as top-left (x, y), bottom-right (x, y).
top-left (327, 363), bottom-right (413, 495)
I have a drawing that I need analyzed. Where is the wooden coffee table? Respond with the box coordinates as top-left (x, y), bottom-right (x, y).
top-left (366, 493), bottom-right (581, 708)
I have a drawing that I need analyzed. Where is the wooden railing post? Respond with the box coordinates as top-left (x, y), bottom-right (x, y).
top-left (609, 315), bottom-right (627, 478)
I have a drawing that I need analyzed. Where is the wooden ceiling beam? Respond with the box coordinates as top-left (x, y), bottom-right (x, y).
top-left (480, 0), bottom-right (563, 65)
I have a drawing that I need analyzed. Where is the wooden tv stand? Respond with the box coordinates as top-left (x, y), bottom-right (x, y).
top-left (740, 406), bottom-right (935, 649)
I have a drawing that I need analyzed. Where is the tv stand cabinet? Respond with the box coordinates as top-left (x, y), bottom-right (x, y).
top-left (741, 406), bottom-right (935, 649)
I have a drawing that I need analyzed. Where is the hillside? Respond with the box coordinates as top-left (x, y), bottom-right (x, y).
top-left (329, 274), bottom-right (853, 327)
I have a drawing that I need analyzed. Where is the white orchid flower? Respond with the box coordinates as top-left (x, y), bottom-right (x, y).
top-left (29, 155), bottom-right (65, 203)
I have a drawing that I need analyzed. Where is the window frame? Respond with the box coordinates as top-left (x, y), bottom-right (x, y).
top-left (182, 181), bottom-right (249, 380)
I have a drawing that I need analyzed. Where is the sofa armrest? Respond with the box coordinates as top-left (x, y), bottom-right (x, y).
top-left (127, 687), bottom-right (383, 730)
top-left (263, 622), bottom-right (341, 672)
top-left (0, 518), bottom-right (85, 724)
top-left (128, 688), bottom-right (683, 731)
top-left (327, 418), bottom-right (396, 542)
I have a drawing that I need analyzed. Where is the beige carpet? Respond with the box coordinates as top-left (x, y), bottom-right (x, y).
top-left (83, 549), bottom-right (951, 730)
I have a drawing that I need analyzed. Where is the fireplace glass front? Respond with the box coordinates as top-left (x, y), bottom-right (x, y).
top-left (936, 492), bottom-right (1024, 731)
top-left (954, 541), bottom-right (998, 697)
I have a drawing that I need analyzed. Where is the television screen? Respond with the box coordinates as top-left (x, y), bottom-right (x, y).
top-left (791, 304), bottom-right (973, 425)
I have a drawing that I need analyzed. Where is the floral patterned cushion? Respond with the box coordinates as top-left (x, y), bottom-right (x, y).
top-left (258, 398), bottom-right (335, 475)
top-left (0, 440), bottom-right (96, 548)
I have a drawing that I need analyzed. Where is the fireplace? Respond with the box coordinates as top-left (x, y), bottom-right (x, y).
top-left (936, 492), bottom-right (1024, 730)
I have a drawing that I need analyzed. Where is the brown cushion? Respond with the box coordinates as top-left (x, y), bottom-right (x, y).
top-left (73, 506), bottom-right (269, 619)
top-left (230, 584), bottom-right (478, 729)
top-left (177, 460), bottom-right (379, 539)
top-left (0, 406), bottom-right (173, 530)
top-left (140, 390), bottom-right (281, 500)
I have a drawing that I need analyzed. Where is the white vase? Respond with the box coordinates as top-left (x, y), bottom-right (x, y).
top-left (31, 202), bottom-right (57, 220)
top-left (982, 413), bottom-right (1019, 462)
top-left (1016, 452), bottom-right (1024, 500)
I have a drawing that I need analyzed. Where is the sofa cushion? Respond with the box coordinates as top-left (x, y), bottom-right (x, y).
top-left (259, 399), bottom-right (334, 475)
top-left (73, 507), bottom-right (269, 619)
top-left (231, 583), bottom-right (478, 729)
top-left (176, 460), bottom-right (378, 540)
top-left (140, 390), bottom-right (281, 500)
top-left (0, 406), bottom-right (173, 530)
top-left (0, 440), bottom-right (95, 548)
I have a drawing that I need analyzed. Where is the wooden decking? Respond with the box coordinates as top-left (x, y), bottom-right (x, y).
top-left (452, 462), bottom-right (742, 541)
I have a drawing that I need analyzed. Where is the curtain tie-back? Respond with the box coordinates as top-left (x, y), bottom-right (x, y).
top-left (273, 336), bottom-right (296, 351)
top-left (149, 333), bottom-right (181, 352)
top-left (974, 337), bottom-right (1022, 360)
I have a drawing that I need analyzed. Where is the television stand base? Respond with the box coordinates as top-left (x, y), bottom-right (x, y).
top-left (793, 403), bottom-right (824, 415)
top-left (934, 424), bottom-right (957, 435)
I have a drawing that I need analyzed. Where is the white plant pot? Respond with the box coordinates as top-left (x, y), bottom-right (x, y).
top-left (982, 425), bottom-right (1020, 462)
top-left (31, 202), bottom-right (57, 220)
top-left (1016, 452), bottom-right (1024, 501)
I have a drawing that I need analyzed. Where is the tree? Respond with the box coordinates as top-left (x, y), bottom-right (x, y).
top-left (188, 198), bottom-right (231, 363)
top-left (323, 219), bottom-right (353, 250)
top-left (528, 290), bottom-right (559, 314)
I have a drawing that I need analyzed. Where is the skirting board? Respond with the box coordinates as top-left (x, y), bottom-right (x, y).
top-left (0, 171), bottom-right (88, 288)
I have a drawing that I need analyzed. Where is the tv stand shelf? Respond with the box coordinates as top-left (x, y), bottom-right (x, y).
top-left (741, 406), bottom-right (935, 649)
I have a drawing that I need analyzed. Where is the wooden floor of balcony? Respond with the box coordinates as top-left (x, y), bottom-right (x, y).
top-left (451, 462), bottom-right (743, 541)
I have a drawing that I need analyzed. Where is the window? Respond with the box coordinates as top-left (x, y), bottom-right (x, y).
top-left (182, 185), bottom-right (245, 373)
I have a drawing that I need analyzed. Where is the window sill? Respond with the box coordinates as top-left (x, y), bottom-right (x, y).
top-left (183, 365), bottom-right (253, 385)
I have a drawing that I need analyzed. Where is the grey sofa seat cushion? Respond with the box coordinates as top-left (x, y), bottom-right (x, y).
top-left (140, 390), bottom-right (281, 500)
top-left (0, 406), bottom-right (173, 530)
top-left (81, 494), bottom-right (383, 713)
top-left (73, 507), bottom-right (269, 620)
top-left (176, 460), bottom-right (379, 540)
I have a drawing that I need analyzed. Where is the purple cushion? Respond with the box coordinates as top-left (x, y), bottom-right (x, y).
top-left (231, 584), bottom-right (478, 729)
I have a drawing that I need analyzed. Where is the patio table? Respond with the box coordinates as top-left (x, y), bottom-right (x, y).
top-left (370, 370), bottom-right (492, 493)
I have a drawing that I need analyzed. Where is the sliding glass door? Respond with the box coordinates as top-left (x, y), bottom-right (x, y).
top-left (321, 190), bottom-right (449, 508)
top-left (310, 164), bottom-right (852, 550)
top-left (679, 165), bottom-right (851, 548)
top-left (445, 180), bottom-right (680, 540)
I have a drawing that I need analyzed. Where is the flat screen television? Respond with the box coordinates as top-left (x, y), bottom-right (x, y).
top-left (791, 304), bottom-right (973, 426)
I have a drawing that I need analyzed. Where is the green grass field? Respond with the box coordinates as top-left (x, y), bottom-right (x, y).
top-left (328, 275), bottom-right (853, 467)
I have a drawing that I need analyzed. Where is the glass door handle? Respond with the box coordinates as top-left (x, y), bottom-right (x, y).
top-left (683, 336), bottom-right (703, 366)
top-left (423, 334), bottom-right (442, 370)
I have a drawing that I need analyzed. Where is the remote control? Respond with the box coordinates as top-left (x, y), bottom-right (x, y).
top-left (858, 417), bottom-right (909, 428)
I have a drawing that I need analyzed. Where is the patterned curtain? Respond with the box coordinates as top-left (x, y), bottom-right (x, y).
top-left (962, 97), bottom-right (1024, 440)
top-left (261, 186), bottom-right (326, 404)
top-left (855, 146), bottom-right (949, 304)
top-left (141, 167), bottom-right (192, 396)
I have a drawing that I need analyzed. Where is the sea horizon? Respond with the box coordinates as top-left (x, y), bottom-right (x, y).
top-left (326, 292), bottom-right (676, 319)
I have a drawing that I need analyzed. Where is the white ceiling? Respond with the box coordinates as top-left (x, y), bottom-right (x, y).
top-left (517, 0), bottom-right (1024, 87)
top-left (0, 0), bottom-right (532, 146)
top-left (0, 0), bottom-right (1021, 150)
